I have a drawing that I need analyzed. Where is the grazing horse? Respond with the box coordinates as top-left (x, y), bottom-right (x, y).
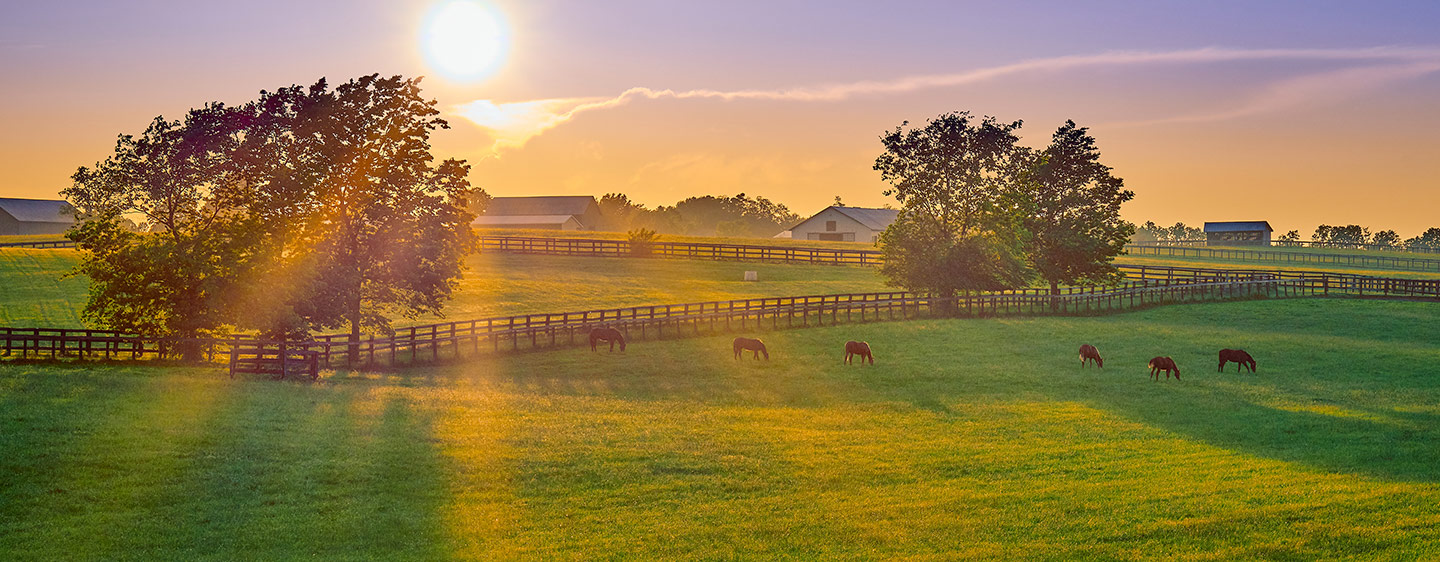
top-left (844, 341), bottom-right (874, 365)
top-left (1218, 349), bottom-right (1256, 373)
top-left (733, 337), bottom-right (769, 360)
top-left (1078, 344), bottom-right (1103, 368)
top-left (1148, 356), bottom-right (1180, 381)
top-left (588, 327), bottom-right (626, 352)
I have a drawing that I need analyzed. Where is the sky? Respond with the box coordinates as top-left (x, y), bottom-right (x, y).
top-left (2, 0), bottom-right (1439, 236)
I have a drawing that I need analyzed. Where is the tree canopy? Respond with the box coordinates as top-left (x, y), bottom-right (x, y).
top-left (65, 74), bottom-right (479, 354)
top-left (873, 112), bottom-right (1134, 300)
top-left (1022, 120), bottom-right (1135, 293)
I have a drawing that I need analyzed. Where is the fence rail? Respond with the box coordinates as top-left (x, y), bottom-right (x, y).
top-left (0, 239), bottom-right (75, 249)
top-left (4, 264), bottom-right (1437, 373)
top-left (478, 235), bottom-right (1440, 273)
top-left (1124, 244), bottom-right (1440, 272)
top-left (479, 236), bottom-right (883, 265)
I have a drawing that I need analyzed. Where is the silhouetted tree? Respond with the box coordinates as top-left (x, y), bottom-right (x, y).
top-left (1371, 229), bottom-right (1401, 248)
top-left (873, 112), bottom-right (1032, 301)
top-left (1312, 224), bottom-right (1370, 246)
top-left (1021, 120), bottom-right (1135, 297)
top-left (64, 107), bottom-right (262, 358)
top-left (238, 75), bottom-right (477, 351)
top-left (65, 75), bottom-right (478, 359)
top-left (1405, 228), bottom-right (1440, 250)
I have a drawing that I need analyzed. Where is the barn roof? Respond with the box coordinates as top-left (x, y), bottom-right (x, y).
top-left (791, 206), bottom-right (900, 232)
top-left (471, 215), bottom-right (580, 226)
top-left (1204, 221), bottom-right (1273, 233)
top-left (486, 196), bottom-right (598, 217)
top-left (0, 198), bottom-right (75, 224)
top-left (832, 207), bottom-right (900, 231)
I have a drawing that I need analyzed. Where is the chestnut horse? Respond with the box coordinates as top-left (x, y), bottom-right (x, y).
top-left (588, 327), bottom-right (626, 352)
top-left (1078, 344), bottom-right (1103, 368)
top-left (733, 337), bottom-right (769, 360)
top-left (844, 341), bottom-right (874, 365)
top-left (1218, 349), bottom-right (1256, 373)
top-left (1148, 356), bottom-right (1180, 381)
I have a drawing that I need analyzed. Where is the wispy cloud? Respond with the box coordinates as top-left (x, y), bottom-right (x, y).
top-left (453, 46), bottom-right (1440, 153)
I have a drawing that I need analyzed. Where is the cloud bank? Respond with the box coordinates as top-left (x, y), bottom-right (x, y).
top-left (453, 46), bottom-right (1440, 153)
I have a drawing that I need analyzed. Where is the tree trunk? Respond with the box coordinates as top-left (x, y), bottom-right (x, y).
top-left (1050, 280), bottom-right (1060, 313)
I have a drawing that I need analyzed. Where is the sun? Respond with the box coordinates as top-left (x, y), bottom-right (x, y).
top-left (422, 1), bottom-right (509, 82)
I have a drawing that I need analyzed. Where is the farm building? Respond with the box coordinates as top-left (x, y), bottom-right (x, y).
top-left (786, 206), bottom-right (899, 243)
top-left (1204, 221), bottom-right (1273, 246)
top-left (472, 196), bottom-right (603, 231)
top-left (0, 198), bottom-right (75, 235)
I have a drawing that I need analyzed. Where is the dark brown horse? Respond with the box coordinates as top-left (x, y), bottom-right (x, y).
top-left (844, 341), bottom-right (874, 365)
top-left (1218, 349), bottom-right (1256, 373)
top-left (589, 327), bottom-right (626, 352)
top-left (1078, 344), bottom-right (1103, 368)
top-left (1148, 356), bottom-right (1180, 381)
top-left (733, 337), bottom-right (769, 360)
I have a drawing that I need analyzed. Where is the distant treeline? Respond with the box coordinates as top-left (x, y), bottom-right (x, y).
top-left (1135, 221), bottom-right (1440, 250)
top-left (593, 193), bottom-right (801, 238)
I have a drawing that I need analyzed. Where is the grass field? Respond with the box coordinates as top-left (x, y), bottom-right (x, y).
top-left (6, 243), bottom-right (1440, 330)
top-left (1113, 254), bottom-right (1440, 280)
top-left (0, 249), bottom-right (891, 329)
top-left (2, 298), bottom-right (1438, 558)
top-left (0, 249), bottom-right (88, 328)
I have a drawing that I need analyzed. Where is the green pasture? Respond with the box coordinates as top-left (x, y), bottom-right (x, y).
top-left (2, 298), bottom-right (1439, 559)
top-left (475, 228), bottom-right (878, 251)
top-left (0, 249), bottom-right (890, 329)
top-left (1114, 254), bottom-right (1440, 280)
top-left (5, 244), bottom-right (1440, 331)
top-left (0, 249), bottom-right (88, 328)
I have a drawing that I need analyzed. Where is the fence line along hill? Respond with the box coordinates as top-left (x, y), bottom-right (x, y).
top-left (10, 235), bottom-right (1440, 273)
top-left (475, 236), bottom-right (1440, 274)
top-left (3, 264), bottom-right (1437, 376)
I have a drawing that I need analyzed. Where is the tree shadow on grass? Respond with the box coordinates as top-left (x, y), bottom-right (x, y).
top-left (156, 385), bottom-right (451, 559)
top-left (1052, 381), bottom-right (1440, 483)
top-left (0, 364), bottom-right (165, 550)
top-left (831, 309), bottom-right (1440, 485)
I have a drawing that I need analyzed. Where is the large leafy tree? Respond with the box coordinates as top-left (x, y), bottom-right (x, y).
top-left (65, 75), bottom-right (478, 357)
top-left (872, 112), bottom-right (1032, 300)
top-left (235, 75), bottom-right (478, 347)
top-left (63, 107), bottom-right (260, 358)
top-left (874, 112), bottom-right (1028, 237)
top-left (1022, 120), bottom-right (1135, 296)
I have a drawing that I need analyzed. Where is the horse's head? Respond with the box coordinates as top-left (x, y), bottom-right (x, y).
top-left (618, 337), bottom-right (627, 352)
top-left (1095, 356), bottom-right (1103, 368)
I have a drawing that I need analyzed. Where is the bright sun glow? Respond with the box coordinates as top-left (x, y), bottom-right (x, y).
top-left (422, 1), bottom-right (509, 82)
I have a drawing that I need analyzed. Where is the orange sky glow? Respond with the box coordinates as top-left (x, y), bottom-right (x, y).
top-left (2, 1), bottom-right (1438, 236)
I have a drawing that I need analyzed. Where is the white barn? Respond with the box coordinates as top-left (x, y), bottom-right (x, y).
top-left (786, 206), bottom-right (899, 243)
top-left (472, 196), bottom-right (602, 231)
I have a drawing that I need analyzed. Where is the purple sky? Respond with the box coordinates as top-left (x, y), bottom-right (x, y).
top-left (3, 0), bottom-right (1439, 234)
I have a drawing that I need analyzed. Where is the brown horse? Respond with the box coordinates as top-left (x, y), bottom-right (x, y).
top-left (733, 337), bottom-right (769, 360)
top-left (1218, 349), bottom-right (1256, 373)
top-left (1148, 356), bottom-right (1180, 381)
top-left (589, 327), bottom-right (626, 352)
top-left (1078, 344), bottom-right (1103, 368)
top-left (844, 341), bottom-right (874, 365)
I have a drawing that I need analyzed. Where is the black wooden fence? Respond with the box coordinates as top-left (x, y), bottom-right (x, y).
top-left (1124, 244), bottom-right (1440, 272)
top-left (0, 239), bottom-right (75, 249)
top-left (4, 265), bottom-right (1437, 372)
top-left (478, 235), bottom-right (1440, 273)
top-left (478, 236), bottom-right (882, 265)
